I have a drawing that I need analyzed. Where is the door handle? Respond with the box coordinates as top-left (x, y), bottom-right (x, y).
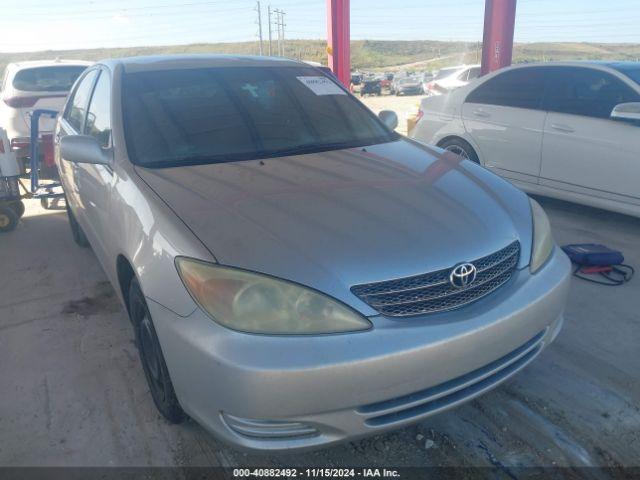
top-left (550, 123), bottom-right (575, 133)
top-left (473, 109), bottom-right (490, 118)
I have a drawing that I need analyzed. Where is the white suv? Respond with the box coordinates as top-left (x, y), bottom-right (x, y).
top-left (411, 61), bottom-right (640, 218)
top-left (0, 60), bottom-right (91, 161)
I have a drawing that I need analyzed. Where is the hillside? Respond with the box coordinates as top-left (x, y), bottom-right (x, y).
top-left (2, 39), bottom-right (639, 77)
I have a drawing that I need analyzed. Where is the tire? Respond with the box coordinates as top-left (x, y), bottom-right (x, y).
top-left (41, 197), bottom-right (50, 210)
top-left (438, 137), bottom-right (480, 164)
top-left (0, 205), bottom-right (18, 233)
top-left (9, 200), bottom-right (25, 219)
top-left (129, 278), bottom-right (185, 424)
top-left (66, 204), bottom-right (90, 248)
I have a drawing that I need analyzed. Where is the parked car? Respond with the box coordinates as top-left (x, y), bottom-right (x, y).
top-left (411, 61), bottom-right (640, 218)
top-left (424, 65), bottom-right (481, 96)
top-left (379, 74), bottom-right (393, 90)
top-left (360, 78), bottom-right (382, 96)
top-left (395, 76), bottom-right (424, 95)
top-left (56, 54), bottom-right (570, 452)
top-left (0, 60), bottom-right (91, 163)
top-left (390, 71), bottom-right (408, 94)
top-left (421, 71), bottom-right (435, 90)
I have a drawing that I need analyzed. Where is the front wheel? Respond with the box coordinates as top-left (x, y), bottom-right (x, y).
top-left (66, 204), bottom-right (90, 247)
top-left (438, 137), bottom-right (480, 164)
top-left (129, 279), bottom-right (185, 424)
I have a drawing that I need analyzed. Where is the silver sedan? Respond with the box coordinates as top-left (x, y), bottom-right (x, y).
top-left (54, 54), bottom-right (571, 452)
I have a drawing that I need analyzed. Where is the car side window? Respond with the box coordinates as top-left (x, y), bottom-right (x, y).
top-left (466, 67), bottom-right (547, 110)
top-left (84, 70), bottom-right (111, 147)
top-left (64, 69), bottom-right (99, 133)
top-left (543, 67), bottom-right (640, 120)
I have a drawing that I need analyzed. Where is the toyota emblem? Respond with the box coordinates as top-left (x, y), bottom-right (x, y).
top-left (449, 263), bottom-right (477, 289)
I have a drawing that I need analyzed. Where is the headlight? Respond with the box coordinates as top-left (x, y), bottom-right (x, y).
top-left (529, 198), bottom-right (554, 273)
top-left (176, 258), bottom-right (371, 334)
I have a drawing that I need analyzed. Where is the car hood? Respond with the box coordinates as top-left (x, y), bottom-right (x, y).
top-left (136, 139), bottom-right (533, 315)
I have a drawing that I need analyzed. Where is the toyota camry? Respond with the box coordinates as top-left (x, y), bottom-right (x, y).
top-left (55, 54), bottom-right (571, 452)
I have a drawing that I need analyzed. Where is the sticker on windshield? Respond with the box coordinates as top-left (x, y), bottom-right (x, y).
top-left (297, 76), bottom-right (346, 95)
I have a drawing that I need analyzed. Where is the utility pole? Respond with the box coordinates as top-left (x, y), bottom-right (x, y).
top-left (267, 5), bottom-right (272, 56)
top-left (273, 9), bottom-right (281, 56)
top-left (255, 1), bottom-right (263, 55)
top-left (280, 10), bottom-right (286, 57)
top-left (272, 8), bottom-right (285, 56)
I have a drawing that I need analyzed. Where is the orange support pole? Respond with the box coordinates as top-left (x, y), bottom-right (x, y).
top-left (480, 0), bottom-right (517, 76)
top-left (326, 0), bottom-right (351, 87)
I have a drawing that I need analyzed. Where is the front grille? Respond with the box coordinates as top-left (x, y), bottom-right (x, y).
top-left (351, 241), bottom-right (520, 317)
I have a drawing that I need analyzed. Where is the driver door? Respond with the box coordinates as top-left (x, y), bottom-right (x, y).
top-left (75, 67), bottom-right (115, 264)
top-left (57, 68), bottom-right (99, 225)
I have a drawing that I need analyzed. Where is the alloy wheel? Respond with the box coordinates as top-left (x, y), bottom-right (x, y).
top-left (444, 145), bottom-right (470, 160)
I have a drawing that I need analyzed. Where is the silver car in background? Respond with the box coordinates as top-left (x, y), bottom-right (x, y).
top-left (55, 55), bottom-right (571, 452)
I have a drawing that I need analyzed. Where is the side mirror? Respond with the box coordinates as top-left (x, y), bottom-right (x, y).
top-left (378, 110), bottom-right (398, 130)
top-left (610, 102), bottom-right (640, 123)
top-left (60, 135), bottom-right (112, 165)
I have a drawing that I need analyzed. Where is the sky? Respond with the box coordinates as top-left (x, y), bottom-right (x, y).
top-left (1, 0), bottom-right (640, 53)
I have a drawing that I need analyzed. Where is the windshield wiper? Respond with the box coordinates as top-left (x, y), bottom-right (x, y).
top-left (256, 141), bottom-right (367, 159)
top-left (139, 138), bottom-right (397, 168)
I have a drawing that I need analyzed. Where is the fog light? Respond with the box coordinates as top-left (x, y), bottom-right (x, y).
top-left (222, 413), bottom-right (318, 439)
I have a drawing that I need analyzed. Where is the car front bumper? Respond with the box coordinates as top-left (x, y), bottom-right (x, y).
top-left (148, 247), bottom-right (571, 452)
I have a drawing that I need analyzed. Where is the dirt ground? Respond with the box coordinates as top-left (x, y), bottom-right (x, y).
top-left (1, 193), bottom-right (639, 469)
top-left (360, 92), bottom-right (425, 135)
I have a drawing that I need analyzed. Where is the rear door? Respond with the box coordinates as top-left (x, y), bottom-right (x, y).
top-left (540, 66), bottom-right (640, 203)
top-left (462, 67), bottom-right (548, 184)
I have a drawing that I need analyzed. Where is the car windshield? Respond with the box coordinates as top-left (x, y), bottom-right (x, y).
top-left (613, 65), bottom-right (640, 86)
top-left (12, 66), bottom-right (87, 92)
top-left (122, 66), bottom-right (397, 168)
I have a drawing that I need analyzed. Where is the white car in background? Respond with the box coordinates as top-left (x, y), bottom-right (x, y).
top-left (411, 61), bottom-right (640, 218)
top-left (424, 64), bottom-right (481, 96)
top-left (0, 60), bottom-right (91, 161)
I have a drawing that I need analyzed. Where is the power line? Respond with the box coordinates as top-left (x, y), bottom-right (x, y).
top-left (5, 0), bottom-right (254, 14)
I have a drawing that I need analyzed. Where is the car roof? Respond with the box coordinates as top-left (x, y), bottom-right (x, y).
top-left (441, 64), bottom-right (480, 71)
top-left (96, 54), bottom-right (305, 73)
top-left (7, 59), bottom-right (93, 71)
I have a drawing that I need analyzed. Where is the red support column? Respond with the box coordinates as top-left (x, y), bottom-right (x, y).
top-left (480, 0), bottom-right (517, 76)
top-left (326, 0), bottom-right (351, 87)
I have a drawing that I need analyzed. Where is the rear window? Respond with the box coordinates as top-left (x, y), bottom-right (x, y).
top-left (122, 66), bottom-right (397, 168)
top-left (434, 68), bottom-right (459, 80)
top-left (12, 66), bottom-right (87, 92)
top-left (612, 65), bottom-right (640, 86)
